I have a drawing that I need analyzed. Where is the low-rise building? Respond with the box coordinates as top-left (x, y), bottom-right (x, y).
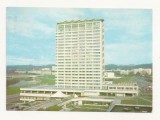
top-left (41, 68), bottom-right (52, 75)
top-left (120, 70), bottom-right (130, 75)
top-left (105, 72), bottom-right (115, 78)
top-left (20, 83), bottom-right (138, 102)
top-left (133, 68), bottom-right (152, 75)
top-left (15, 70), bottom-right (27, 74)
top-left (27, 68), bottom-right (52, 75)
top-left (28, 70), bottom-right (41, 74)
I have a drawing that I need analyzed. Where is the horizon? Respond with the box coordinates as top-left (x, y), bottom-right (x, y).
top-left (6, 63), bottom-right (152, 67)
top-left (7, 8), bottom-right (152, 65)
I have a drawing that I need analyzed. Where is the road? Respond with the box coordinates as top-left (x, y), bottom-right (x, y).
top-left (107, 97), bottom-right (124, 112)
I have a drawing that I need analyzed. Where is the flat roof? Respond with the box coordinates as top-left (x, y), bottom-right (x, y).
top-left (22, 85), bottom-right (55, 89)
top-left (108, 83), bottom-right (138, 86)
top-left (20, 85), bottom-right (85, 91)
top-left (72, 98), bottom-right (113, 102)
top-left (20, 83), bottom-right (138, 91)
top-left (57, 19), bottom-right (104, 24)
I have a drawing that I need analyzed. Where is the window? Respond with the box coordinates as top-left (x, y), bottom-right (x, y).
top-left (93, 22), bottom-right (100, 29)
top-left (72, 24), bottom-right (78, 31)
top-left (65, 24), bottom-right (71, 31)
top-left (57, 25), bottom-right (64, 32)
top-left (86, 23), bottom-right (92, 30)
top-left (79, 23), bottom-right (85, 30)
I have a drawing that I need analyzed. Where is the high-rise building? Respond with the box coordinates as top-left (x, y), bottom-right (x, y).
top-left (56, 19), bottom-right (105, 89)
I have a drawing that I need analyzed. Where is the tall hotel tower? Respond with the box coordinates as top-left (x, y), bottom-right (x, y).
top-left (56, 19), bottom-right (105, 90)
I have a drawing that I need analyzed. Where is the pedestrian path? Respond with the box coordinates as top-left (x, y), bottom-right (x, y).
top-left (107, 98), bottom-right (121, 112)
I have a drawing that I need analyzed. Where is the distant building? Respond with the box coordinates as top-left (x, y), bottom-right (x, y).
top-left (41, 68), bottom-right (52, 75)
top-left (133, 68), bottom-right (152, 75)
top-left (28, 70), bottom-right (41, 74)
top-left (120, 70), bottom-right (130, 75)
top-left (119, 68), bottom-right (152, 75)
top-left (51, 65), bottom-right (56, 75)
top-left (52, 65), bottom-right (56, 71)
top-left (27, 68), bottom-right (52, 75)
top-left (105, 72), bottom-right (115, 78)
top-left (15, 70), bottom-right (27, 74)
top-left (105, 71), bottom-right (121, 79)
top-left (41, 68), bottom-right (50, 71)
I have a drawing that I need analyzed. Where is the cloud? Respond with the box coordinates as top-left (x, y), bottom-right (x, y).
top-left (7, 16), bottom-right (54, 39)
top-left (7, 55), bottom-right (54, 65)
top-left (102, 9), bottom-right (152, 36)
top-left (105, 40), bottom-right (152, 65)
top-left (6, 8), bottom-right (87, 40)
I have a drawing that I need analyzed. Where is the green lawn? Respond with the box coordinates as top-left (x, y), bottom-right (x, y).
top-left (105, 76), bottom-right (136, 84)
top-left (121, 98), bottom-right (152, 105)
top-left (141, 96), bottom-right (152, 101)
top-left (7, 76), bottom-right (34, 86)
top-left (112, 76), bottom-right (135, 84)
top-left (46, 105), bottom-right (62, 111)
top-left (66, 102), bottom-right (74, 108)
top-left (111, 105), bottom-right (152, 112)
top-left (7, 84), bottom-right (34, 95)
top-left (7, 75), bottom-right (56, 95)
top-left (79, 105), bottom-right (108, 109)
top-left (7, 86), bottom-right (21, 95)
top-left (71, 105), bottom-right (108, 112)
top-left (72, 106), bottom-right (107, 112)
top-left (36, 75), bottom-right (55, 85)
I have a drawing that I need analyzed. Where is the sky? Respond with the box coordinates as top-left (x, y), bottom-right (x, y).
top-left (6, 8), bottom-right (152, 65)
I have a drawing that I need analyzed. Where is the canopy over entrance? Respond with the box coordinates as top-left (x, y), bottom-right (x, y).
top-left (52, 91), bottom-right (67, 98)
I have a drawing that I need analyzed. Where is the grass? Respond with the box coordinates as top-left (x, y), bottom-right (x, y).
top-left (7, 86), bottom-right (20, 95)
top-left (71, 105), bottom-right (108, 112)
top-left (72, 108), bottom-right (106, 112)
top-left (80, 105), bottom-right (108, 109)
top-left (141, 96), bottom-right (152, 101)
top-left (105, 76), bottom-right (136, 84)
top-left (7, 75), bottom-right (56, 95)
top-left (121, 98), bottom-right (152, 105)
top-left (66, 103), bottom-right (74, 108)
top-left (112, 76), bottom-right (135, 84)
top-left (7, 76), bottom-right (33, 86)
top-left (7, 84), bottom-right (33, 95)
top-left (111, 105), bottom-right (152, 112)
top-left (45, 105), bottom-right (62, 111)
top-left (72, 106), bottom-right (107, 112)
top-left (36, 75), bottom-right (55, 85)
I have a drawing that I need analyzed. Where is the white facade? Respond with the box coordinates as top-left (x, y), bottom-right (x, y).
top-left (120, 70), bottom-right (130, 75)
top-left (133, 68), bottom-right (152, 75)
top-left (41, 68), bottom-right (50, 71)
top-left (52, 65), bottom-right (56, 71)
top-left (28, 70), bottom-right (42, 74)
top-left (20, 83), bottom-right (138, 102)
top-left (56, 19), bottom-right (105, 90)
top-left (105, 72), bottom-right (115, 78)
